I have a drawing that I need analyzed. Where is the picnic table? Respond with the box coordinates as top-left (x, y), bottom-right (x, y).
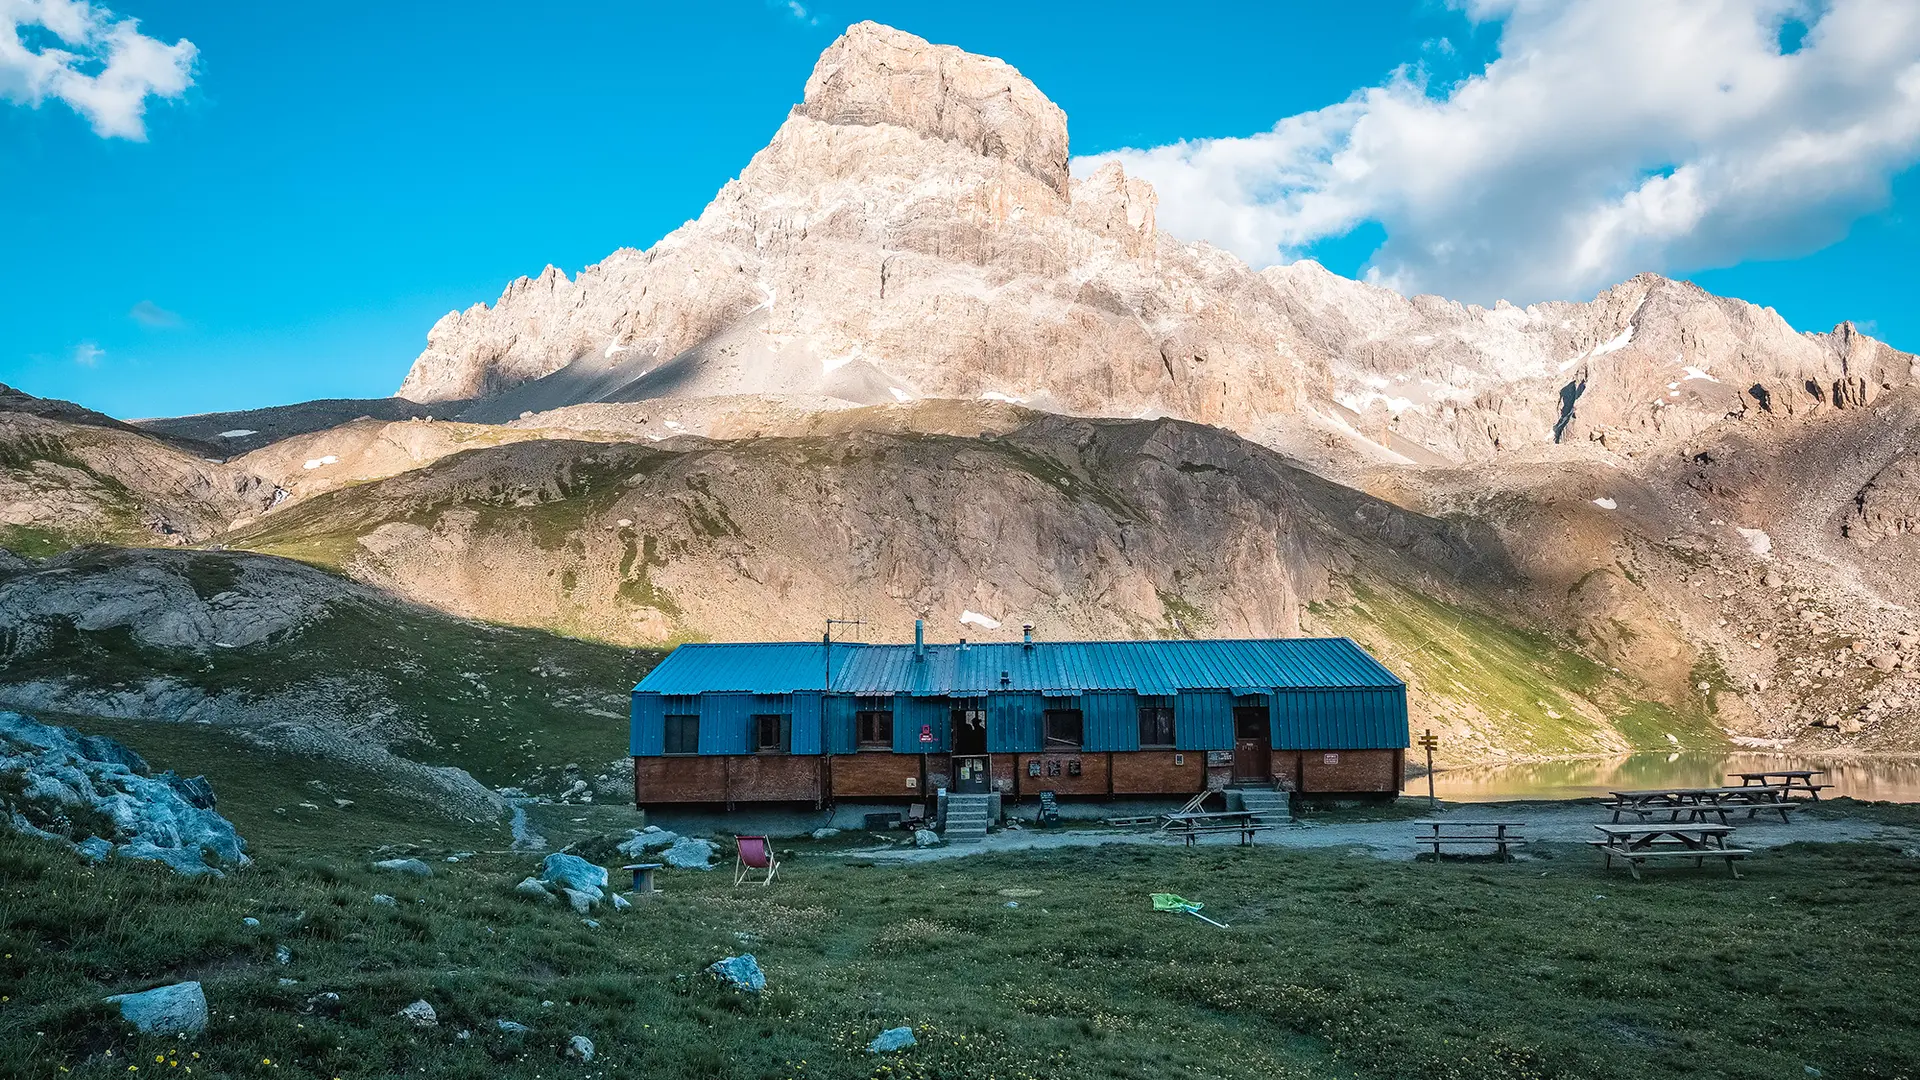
top-left (1414, 820), bottom-right (1527, 862)
top-left (1605, 786), bottom-right (1797, 824)
top-left (1589, 823), bottom-right (1751, 879)
top-left (1730, 770), bottom-right (1829, 800)
top-left (1164, 810), bottom-right (1270, 847)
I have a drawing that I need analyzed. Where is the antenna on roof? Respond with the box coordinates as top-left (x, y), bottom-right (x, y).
top-left (824, 616), bottom-right (866, 691)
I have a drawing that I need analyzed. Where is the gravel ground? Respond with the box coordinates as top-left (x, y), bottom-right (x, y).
top-left (830, 801), bottom-right (1920, 864)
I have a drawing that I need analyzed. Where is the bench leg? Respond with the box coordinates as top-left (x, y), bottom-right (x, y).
top-left (1626, 858), bottom-right (1642, 881)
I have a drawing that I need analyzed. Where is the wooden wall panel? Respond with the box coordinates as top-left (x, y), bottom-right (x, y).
top-left (634, 756), bottom-right (728, 803)
top-left (1109, 752), bottom-right (1207, 795)
top-left (829, 753), bottom-right (924, 798)
top-left (726, 756), bottom-right (823, 803)
top-left (1300, 749), bottom-right (1399, 793)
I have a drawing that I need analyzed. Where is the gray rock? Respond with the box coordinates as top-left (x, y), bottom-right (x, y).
top-left (495, 1018), bottom-right (532, 1035)
top-left (304, 991), bottom-right (343, 1016)
top-left (242, 916), bottom-right (260, 928)
top-left (810, 827), bottom-right (841, 840)
top-left (373, 858), bottom-right (434, 877)
top-left (914, 828), bottom-right (941, 848)
top-left (0, 713), bottom-right (248, 876)
top-left (609, 893), bottom-right (631, 911)
top-left (277, 977), bottom-right (300, 987)
top-left (397, 999), bottom-right (438, 1027)
top-left (371, 893), bottom-right (396, 906)
top-left (539, 852), bottom-right (609, 897)
top-left (616, 829), bottom-right (680, 857)
top-left (581, 918), bottom-right (600, 929)
top-left (275, 945), bottom-right (292, 966)
top-left (104, 981), bottom-right (207, 1035)
top-left (663, 837), bottom-right (717, 870)
top-left (567, 1035), bottom-right (595, 1063)
top-left (707, 954), bottom-right (766, 993)
top-left (515, 876), bottom-right (555, 902)
top-left (561, 887), bottom-right (598, 914)
top-left (868, 1026), bottom-right (917, 1053)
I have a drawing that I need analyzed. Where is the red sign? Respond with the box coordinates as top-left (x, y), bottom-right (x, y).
top-left (919, 724), bottom-right (935, 744)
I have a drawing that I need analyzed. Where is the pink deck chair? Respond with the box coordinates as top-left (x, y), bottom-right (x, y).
top-left (734, 835), bottom-right (780, 886)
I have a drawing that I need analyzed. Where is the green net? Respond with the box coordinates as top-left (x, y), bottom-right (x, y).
top-left (1151, 893), bottom-right (1199, 912)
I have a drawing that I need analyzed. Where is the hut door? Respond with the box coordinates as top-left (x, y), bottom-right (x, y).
top-left (1232, 707), bottom-right (1270, 783)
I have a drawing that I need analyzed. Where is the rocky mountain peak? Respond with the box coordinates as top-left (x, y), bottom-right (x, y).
top-left (799, 21), bottom-right (1070, 197)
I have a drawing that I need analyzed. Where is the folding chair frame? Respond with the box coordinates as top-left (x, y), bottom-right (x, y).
top-left (734, 835), bottom-right (779, 886)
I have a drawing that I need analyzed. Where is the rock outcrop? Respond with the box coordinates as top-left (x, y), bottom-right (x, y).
top-left (0, 712), bottom-right (247, 875)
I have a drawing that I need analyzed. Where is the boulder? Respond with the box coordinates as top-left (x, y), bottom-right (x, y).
top-left (663, 837), bottom-right (717, 870)
top-left (868, 1026), bottom-right (917, 1053)
top-left (561, 887), bottom-right (598, 915)
top-left (616, 829), bottom-right (680, 857)
top-left (373, 858), bottom-right (434, 876)
top-left (567, 1035), bottom-right (595, 1063)
top-left (914, 828), bottom-right (941, 848)
top-left (707, 954), bottom-right (766, 993)
top-left (515, 876), bottom-right (555, 902)
top-left (397, 999), bottom-right (438, 1027)
top-left (540, 853), bottom-right (609, 896)
top-left (104, 981), bottom-right (207, 1035)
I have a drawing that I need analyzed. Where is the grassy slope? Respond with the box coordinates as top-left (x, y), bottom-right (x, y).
top-left (3, 816), bottom-right (1917, 1080)
top-left (1311, 578), bottom-right (1724, 762)
top-left (2, 557), bottom-right (660, 798)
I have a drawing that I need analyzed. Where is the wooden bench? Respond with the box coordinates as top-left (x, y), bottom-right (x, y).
top-left (1589, 824), bottom-right (1751, 880)
top-left (1414, 820), bottom-right (1527, 862)
top-left (1165, 811), bottom-right (1270, 847)
top-left (1730, 770), bottom-right (1830, 801)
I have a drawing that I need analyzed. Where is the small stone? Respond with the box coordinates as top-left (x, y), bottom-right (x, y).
top-left (610, 893), bottom-right (631, 911)
top-left (304, 992), bottom-right (342, 1016)
top-left (516, 877), bottom-right (556, 902)
top-left (581, 918), bottom-right (600, 929)
top-left (277, 977), bottom-right (299, 987)
top-left (333, 798), bottom-right (354, 809)
top-left (374, 858), bottom-right (434, 876)
top-left (242, 917), bottom-right (260, 928)
top-left (1763, 571), bottom-right (1784, 589)
top-left (914, 828), bottom-right (941, 848)
top-left (562, 887), bottom-right (598, 914)
top-left (397, 999), bottom-right (438, 1027)
top-left (868, 1026), bottom-right (917, 1053)
top-left (1871, 653), bottom-right (1899, 672)
top-left (275, 945), bottom-right (292, 966)
top-left (371, 894), bottom-right (396, 906)
top-left (567, 1035), bottom-right (596, 1062)
top-left (707, 954), bottom-right (767, 993)
top-left (495, 1019), bottom-right (532, 1035)
top-left (455, 1029), bottom-right (472, 1041)
top-left (104, 981), bottom-right (208, 1035)
top-left (810, 827), bottom-right (842, 840)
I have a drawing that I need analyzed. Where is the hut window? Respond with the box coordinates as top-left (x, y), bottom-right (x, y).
top-left (1044, 708), bottom-right (1084, 750)
top-left (753, 714), bottom-right (790, 754)
top-left (663, 713), bottom-right (699, 755)
top-left (1138, 703), bottom-right (1175, 748)
top-left (856, 699), bottom-right (893, 749)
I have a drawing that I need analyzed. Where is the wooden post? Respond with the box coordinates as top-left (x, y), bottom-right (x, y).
top-left (1417, 730), bottom-right (1439, 809)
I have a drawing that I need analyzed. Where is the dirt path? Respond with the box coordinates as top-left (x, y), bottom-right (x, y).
top-left (831, 802), bottom-right (1920, 864)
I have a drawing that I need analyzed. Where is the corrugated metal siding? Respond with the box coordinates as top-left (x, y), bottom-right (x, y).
top-left (1272, 688), bottom-right (1409, 749)
top-left (790, 692), bottom-right (823, 756)
top-left (989, 692), bottom-right (1044, 752)
top-left (697, 692), bottom-right (755, 755)
top-left (630, 691), bottom-right (664, 756)
top-left (1083, 691), bottom-right (1139, 752)
top-left (823, 694), bottom-right (858, 755)
top-left (1176, 690), bottom-right (1234, 750)
top-left (635, 637), bottom-right (1403, 696)
top-left (896, 694), bottom-right (950, 753)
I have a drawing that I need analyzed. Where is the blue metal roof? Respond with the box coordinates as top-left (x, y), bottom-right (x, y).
top-left (634, 637), bottom-right (1402, 697)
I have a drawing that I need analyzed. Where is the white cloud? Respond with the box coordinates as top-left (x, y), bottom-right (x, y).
top-left (128, 299), bottom-right (181, 327)
top-left (1077, 0), bottom-right (1920, 304)
top-left (0, 0), bottom-right (197, 140)
top-left (71, 341), bottom-right (102, 366)
top-left (775, 0), bottom-right (819, 27)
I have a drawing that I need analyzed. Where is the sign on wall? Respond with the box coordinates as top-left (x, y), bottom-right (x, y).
top-left (919, 725), bottom-right (935, 744)
top-left (1323, 752), bottom-right (1341, 765)
top-left (1206, 750), bottom-right (1233, 767)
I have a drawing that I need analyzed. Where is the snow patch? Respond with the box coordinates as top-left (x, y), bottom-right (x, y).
top-left (980, 391), bottom-right (1027, 404)
top-left (1681, 366), bottom-right (1718, 383)
top-left (216, 429), bottom-right (256, 438)
top-left (1589, 325), bottom-right (1635, 356)
top-left (888, 387), bottom-right (913, 403)
top-left (1592, 497), bottom-right (1617, 510)
top-left (1736, 527), bottom-right (1773, 558)
top-left (959, 611), bottom-right (1002, 630)
top-left (301, 456), bottom-right (338, 470)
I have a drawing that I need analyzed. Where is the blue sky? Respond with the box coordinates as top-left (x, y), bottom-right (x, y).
top-left (2, 0), bottom-right (1916, 419)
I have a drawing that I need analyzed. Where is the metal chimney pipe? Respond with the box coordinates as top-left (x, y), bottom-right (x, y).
top-left (914, 619), bottom-right (925, 660)
top-left (1023, 623), bottom-right (1034, 647)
